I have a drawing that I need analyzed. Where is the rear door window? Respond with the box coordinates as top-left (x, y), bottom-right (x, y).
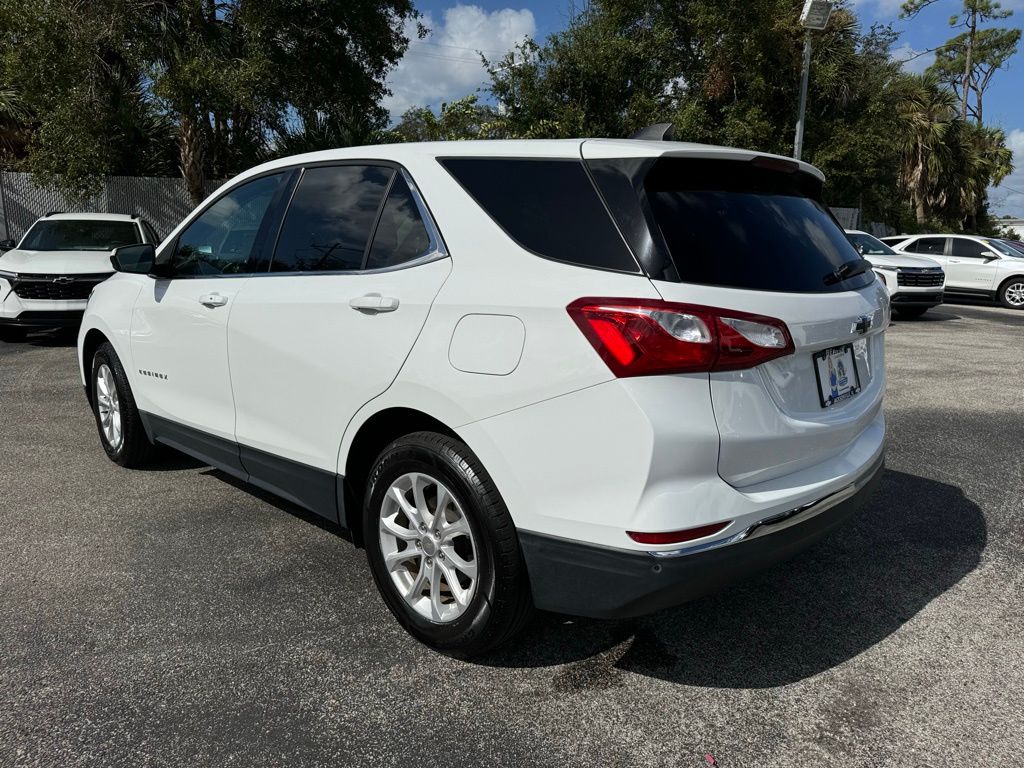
top-left (364, 174), bottom-right (432, 270)
top-left (440, 157), bottom-right (639, 273)
top-left (949, 238), bottom-right (988, 258)
top-left (906, 237), bottom-right (947, 256)
top-left (272, 165), bottom-right (393, 272)
top-left (641, 158), bottom-right (871, 293)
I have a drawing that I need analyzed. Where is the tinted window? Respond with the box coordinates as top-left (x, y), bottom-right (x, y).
top-left (847, 232), bottom-right (897, 256)
top-left (365, 174), bottom-right (432, 270)
top-left (172, 174), bottom-right (284, 276)
top-left (441, 158), bottom-right (638, 272)
top-left (21, 220), bottom-right (141, 251)
top-left (906, 237), bottom-right (946, 255)
top-left (643, 158), bottom-right (871, 293)
top-left (949, 238), bottom-right (987, 257)
top-left (272, 165), bottom-right (392, 272)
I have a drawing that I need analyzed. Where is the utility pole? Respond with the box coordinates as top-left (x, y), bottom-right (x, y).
top-left (793, 0), bottom-right (834, 161)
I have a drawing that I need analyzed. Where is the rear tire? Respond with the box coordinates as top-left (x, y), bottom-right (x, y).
top-left (363, 431), bottom-right (533, 657)
top-left (894, 306), bottom-right (929, 319)
top-left (997, 277), bottom-right (1024, 310)
top-left (91, 342), bottom-right (157, 467)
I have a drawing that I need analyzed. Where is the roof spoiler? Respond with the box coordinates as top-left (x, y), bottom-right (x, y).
top-left (44, 211), bottom-right (62, 217)
top-left (628, 123), bottom-right (676, 141)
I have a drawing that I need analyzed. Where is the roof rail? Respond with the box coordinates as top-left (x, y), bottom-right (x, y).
top-left (628, 123), bottom-right (676, 141)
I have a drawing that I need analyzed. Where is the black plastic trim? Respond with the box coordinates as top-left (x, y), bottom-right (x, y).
top-left (519, 458), bottom-right (884, 619)
top-left (238, 444), bottom-right (342, 524)
top-left (138, 412), bottom-right (345, 526)
top-left (0, 310), bottom-right (84, 328)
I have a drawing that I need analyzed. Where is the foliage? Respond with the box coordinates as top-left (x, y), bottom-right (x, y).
top-left (388, 96), bottom-right (504, 142)
top-left (0, 0), bottom-right (421, 201)
top-left (902, 1), bottom-right (1018, 123)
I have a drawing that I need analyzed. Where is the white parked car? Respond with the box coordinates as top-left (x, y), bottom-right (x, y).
top-left (0, 212), bottom-right (159, 340)
top-left (77, 139), bottom-right (888, 655)
top-left (845, 229), bottom-right (944, 318)
top-left (880, 233), bottom-right (1024, 309)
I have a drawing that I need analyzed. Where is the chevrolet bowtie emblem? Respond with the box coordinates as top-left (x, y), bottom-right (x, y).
top-left (851, 314), bottom-right (873, 335)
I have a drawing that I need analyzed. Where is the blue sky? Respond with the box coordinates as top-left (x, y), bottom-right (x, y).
top-left (391, 1), bottom-right (1024, 214)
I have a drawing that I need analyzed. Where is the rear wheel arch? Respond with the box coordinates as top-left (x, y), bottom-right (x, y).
top-left (342, 407), bottom-right (462, 546)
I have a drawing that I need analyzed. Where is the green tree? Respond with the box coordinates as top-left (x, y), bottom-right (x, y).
top-left (0, 0), bottom-right (421, 201)
top-left (901, 0), bottom-right (1018, 122)
top-left (389, 96), bottom-right (503, 142)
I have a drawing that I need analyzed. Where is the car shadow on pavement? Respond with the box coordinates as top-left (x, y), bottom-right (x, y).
top-left (892, 309), bottom-right (960, 322)
top-left (479, 469), bottom-right (986, 689)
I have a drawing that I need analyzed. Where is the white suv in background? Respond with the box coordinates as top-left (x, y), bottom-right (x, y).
top-left (845, 229), bottom-right (944, 318)
top-left (78, 139), bottom-right (887, 655)
top-left (0, 212), bottom-right (158, 340)
top-left (880, 233), bottom-right (1024, 309)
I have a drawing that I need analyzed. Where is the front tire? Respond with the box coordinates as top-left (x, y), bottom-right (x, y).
top-left (91, 342), bottom-right (156, 467)
top-left (0, 326), bottom-right (26, 342)
top-left (998, 277), bottom-right (1024, 310)
top-left (363, 431), bottom-right (533, 657)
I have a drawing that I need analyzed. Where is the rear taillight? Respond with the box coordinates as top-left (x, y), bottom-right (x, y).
top-left (567, 297), bottom-right (794, 377)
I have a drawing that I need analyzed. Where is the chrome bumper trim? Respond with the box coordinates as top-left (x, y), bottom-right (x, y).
top-left (650, 451), bottom-right (885, 560)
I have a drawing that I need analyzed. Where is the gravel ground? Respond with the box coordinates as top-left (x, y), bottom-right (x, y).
top-left (1, 302), bottom-right (1022, 767)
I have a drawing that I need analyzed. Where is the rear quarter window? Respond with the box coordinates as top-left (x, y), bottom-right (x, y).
top-left (439, 157), bottom-right (639, 273)
top-left (640, 158), bottom-right (872, 293)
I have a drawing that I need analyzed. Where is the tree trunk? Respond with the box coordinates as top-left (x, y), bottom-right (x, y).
top-left (915, 192), bottom-right (927, 226)
top-left (179, 111), bottom-right (206, 205)
top-left (961, 12), bottom-right (975, 121)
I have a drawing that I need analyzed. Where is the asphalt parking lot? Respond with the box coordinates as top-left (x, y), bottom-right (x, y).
top-left (1, 302), bottom-right (1022, 768)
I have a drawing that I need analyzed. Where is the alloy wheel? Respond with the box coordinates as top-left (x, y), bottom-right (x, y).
top-left (1005, 282), bottom-right (1024, 307)
top-left (378, 472), bottom-right (479, 623)
top-left (95, 363), bottom-right (123, 451)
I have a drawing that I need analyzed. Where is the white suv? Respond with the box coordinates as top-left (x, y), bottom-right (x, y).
top-left (880, 233), bottom-right (1024, 309)
top-left (845, 229), bottom-right (944, 317)
top-left (77, 140), bottom-right (888, 655)
top-left (0, 212), bottom-right (158, 340)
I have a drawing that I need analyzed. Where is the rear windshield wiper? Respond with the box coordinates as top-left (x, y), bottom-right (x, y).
top-left (823, 258), bottom-right (869, 286)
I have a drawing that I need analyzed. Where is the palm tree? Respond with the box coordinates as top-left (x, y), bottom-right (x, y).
top-left (894, 74), bottom-right (958, 225)
top-left (0, 88), bottom-right (29, 157)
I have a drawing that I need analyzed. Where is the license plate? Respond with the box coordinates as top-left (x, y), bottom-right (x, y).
top-left (813, 344), bottom-right (862, 408)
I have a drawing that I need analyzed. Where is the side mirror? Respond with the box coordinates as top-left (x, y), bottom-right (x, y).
top-left (110, 243), bottom-right (156, 274)
top-left (983, 252), bottom-right (1001, 262)
top-left (0, 238), bottom-right (15, 251)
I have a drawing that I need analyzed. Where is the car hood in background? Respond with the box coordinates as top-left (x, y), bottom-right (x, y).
top-left (865, 253), bottom-right (942, 270)
top-left (0, 248), bottom-right (116, 275)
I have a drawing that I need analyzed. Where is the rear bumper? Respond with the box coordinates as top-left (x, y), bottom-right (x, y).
top-left (0, 310), bottom-right (84, 328)
top-left (520, 451), bottom-right (884, 619)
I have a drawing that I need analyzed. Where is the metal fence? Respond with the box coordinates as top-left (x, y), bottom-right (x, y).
top-left (0, 172), bottom-right (223, 243)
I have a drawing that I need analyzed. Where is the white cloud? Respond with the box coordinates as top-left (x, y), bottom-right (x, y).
top-left (891, 42), bottom-right (933, 74)
top-left (989, 128), bottom-right (1024, 217)
top-left (384, 5), bottom-right (536, 118)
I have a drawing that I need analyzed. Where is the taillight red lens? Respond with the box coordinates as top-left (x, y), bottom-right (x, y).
top-left (627, 521), bottom-right (731, 545)
top-left (567, 297), bottom-right (794, 377)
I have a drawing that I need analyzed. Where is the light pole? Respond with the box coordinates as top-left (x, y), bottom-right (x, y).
top-left (793, 0), bottom-right (834, 161)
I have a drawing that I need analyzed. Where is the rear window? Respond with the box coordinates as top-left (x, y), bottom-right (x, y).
top-left (440, 157), bottom-right (639, 273)
top-left (21, 219), bottom-right (141, 251)
top-left (642, 158), bottom-right (872, 293)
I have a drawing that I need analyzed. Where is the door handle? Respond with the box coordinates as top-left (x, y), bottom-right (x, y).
top-left (948, 258), bottom-right (962, 263)
top-left (349, 294), bottom-right (399, 313)
top-left (199, 293), bottom-right (228, 308)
